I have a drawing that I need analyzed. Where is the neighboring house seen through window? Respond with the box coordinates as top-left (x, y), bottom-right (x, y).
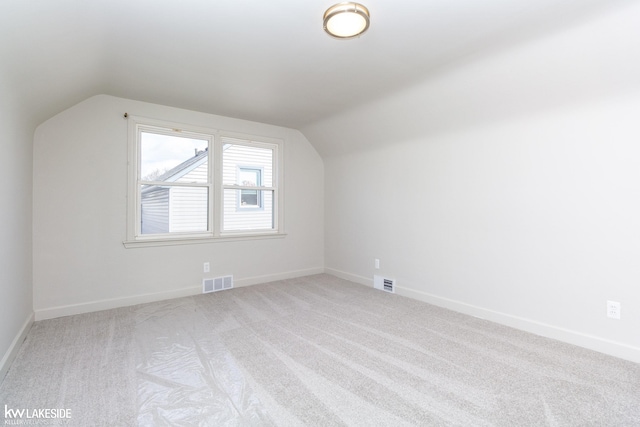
top-left (126, 117), bottom-right (283, 247)
top-left (139, 131), bottom-right (210, 235)
top-left (222, 139), bottom-right (275, 231)
top-left (239, 168), bottom-right (262, 208)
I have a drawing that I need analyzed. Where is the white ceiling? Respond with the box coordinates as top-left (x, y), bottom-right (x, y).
top-left (1, 0), bottom-right (632, 130)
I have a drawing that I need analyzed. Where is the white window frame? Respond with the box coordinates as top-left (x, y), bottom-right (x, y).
top-left (124, 116), bottom-right (285, 248)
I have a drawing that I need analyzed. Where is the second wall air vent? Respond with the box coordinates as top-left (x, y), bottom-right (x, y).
top-left (203, 275), bottom-right (234, 294)
top-left (373, 275), bottom-right (395, 293)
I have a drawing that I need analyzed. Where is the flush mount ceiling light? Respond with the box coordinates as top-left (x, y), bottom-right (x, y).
top-left (323, 2), bottom-right (370, 39)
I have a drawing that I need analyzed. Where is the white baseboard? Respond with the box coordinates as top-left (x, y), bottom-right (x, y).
top-left (234, 267), bottom-right (325, 288)
top-left (1, 312), bottom-right (34, 382)
top-left (34, 267), bottom-right (325, 321)
top-left (325, 268), bottom-right (640, 364)
top-left (35, 286), bottom-right (202, 321)
top-left (324, 268), bottom-right (371, 286)
top-left (396, 286), bottom-right (640, 364)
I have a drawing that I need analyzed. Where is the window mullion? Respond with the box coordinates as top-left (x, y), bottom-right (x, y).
top-left (222, 185), bottom-right (275, 191)
top-left (213, 134), bottom-right (223, 237)
top-left (140, 181), bottom-right (210, 187)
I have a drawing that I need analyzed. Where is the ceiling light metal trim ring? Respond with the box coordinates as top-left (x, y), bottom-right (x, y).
top-left (323, 2), bottom-right (370, 39)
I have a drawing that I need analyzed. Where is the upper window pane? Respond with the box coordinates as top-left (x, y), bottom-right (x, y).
top-left (141, 131), bottom-right (209, 183)
top-left (223, 144), bottom-right (273, 186)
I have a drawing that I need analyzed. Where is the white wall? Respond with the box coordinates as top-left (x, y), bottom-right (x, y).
top-left (304, 3), bottom-right (640, 361)
top-left (0, 74), bottom-right (34, 379)
top-left (33, 95), bottom-right (324, 319)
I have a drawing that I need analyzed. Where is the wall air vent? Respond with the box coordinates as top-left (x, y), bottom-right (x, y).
top-left (373, 275), bottom-right (395, 293)
top-left (203, 275), bottom-right (234, 294)
top-left (203, 278), bottom-right (215, 293)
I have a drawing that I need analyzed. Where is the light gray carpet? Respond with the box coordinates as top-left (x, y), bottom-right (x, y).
top-left (1, 274), bottom-right (639, 426)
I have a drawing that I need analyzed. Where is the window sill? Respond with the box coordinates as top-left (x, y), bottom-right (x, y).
top-left (123, 232), bottom-right (287, 248)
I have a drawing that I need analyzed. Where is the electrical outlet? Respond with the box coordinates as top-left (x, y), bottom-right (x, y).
top-left (607, 300), bottom-right (620, 320)
top-left (203, 262), bottom-right (210, 273)
top-left (374, 259), bottom-right (380, 269)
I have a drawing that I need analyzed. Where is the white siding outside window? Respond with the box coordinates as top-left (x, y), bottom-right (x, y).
top-left (222, 141), bottom-right (276, 232)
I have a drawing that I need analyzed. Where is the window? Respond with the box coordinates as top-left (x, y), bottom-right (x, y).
top-left (238, 168), bottom-right (262, 208)
top-left (139, 129), bottom-right (211, 235)
top-left (222, 138), bottom-right (275, 232)
top-left (126, 117), bottom-right (283, 247)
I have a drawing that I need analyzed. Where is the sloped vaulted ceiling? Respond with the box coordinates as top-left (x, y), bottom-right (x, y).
top-left (0, 0), bottom-right (634, 138)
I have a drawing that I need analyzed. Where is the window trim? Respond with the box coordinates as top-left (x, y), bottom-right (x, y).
top-left (124, 116), bottom-right (285, 248)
